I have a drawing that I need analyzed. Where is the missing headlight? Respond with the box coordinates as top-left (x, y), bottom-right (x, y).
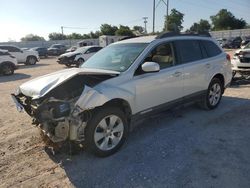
top-left (51, 102), bottom-right (71, 119)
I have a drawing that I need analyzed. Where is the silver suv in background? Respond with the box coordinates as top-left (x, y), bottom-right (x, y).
top-left (12, 32), bottom-right (232, 157)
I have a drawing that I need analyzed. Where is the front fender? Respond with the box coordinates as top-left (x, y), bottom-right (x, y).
top-left (75, 85), bottom-right (135, 113)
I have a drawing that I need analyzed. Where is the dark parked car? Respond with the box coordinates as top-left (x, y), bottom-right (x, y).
top-left (222, 36), bottom-right (242, 49)
top-left (47, 44), bottom-right (67, 56)
top-left (31, 47), bottom-right (48, 57)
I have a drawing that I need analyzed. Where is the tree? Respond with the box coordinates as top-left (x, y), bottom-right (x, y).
top-left (189, 19), bottom-right (211, 33)
top-left (21, 34), bottom-right (45, 41)
top-left (133, 26), bottom-right (144, 33)
top-left (48, 32), bottom-right (67, 40)
top-left (115, 25), bottom-right (134, 36)
top-left (164, 9), bottom-right (184, 32)
top-left (100, 24), bottom-right (118, 35)
top-left (210, 9), bottom-right (246, 30)
top-left (67, 33), bottom-right (83, 40)
top-left (89, 31), bottom-right (102, 38)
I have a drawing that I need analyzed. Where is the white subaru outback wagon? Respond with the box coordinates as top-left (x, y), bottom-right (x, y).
top-left (12, 33), bottom-right (232, 157)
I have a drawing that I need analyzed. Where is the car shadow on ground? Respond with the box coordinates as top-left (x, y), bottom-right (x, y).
top-left (17, 63), bottom-right (50, 70)
top-left (0, 73), bottom-right (31, 83)
top-left (45, 95), bottom-right (250, 188)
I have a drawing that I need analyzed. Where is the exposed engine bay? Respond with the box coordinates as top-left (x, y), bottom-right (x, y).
top-left (12, 73), bottom-right (116, 143)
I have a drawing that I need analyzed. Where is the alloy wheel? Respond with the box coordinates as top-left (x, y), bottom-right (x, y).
top-left (94, 115), bottom-right (124, 151)
top-left (208, 83), bottom-right (221, 106)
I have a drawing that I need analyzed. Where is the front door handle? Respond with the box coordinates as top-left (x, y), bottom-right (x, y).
top-left (173, 71), bottom-right (182, 77)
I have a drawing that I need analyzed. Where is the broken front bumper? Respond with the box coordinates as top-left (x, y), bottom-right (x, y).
top-left (11, 94), bottom-right (24, 112)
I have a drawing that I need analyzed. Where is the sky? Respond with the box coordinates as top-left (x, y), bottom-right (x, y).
top-left (0, 0), bottom-right (249, 42)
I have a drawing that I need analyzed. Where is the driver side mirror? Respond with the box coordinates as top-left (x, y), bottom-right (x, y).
top-left (141, 62), bottom-right (160, 73)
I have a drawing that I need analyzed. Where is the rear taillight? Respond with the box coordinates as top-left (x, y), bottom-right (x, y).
top-left (226, 54), bottom-right (231, 62)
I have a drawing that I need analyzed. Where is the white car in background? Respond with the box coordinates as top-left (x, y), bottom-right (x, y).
top-left (57, 46), bottom-right (102, 67)
top-left (0, 49), bottom-right (18, 75)
top-left (231, 42), bottom-right (250, 77)
top-left (0, 45), bottom-right (39, 65)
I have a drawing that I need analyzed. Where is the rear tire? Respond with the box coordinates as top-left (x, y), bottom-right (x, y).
top-left (84, 107), bottom-right (128, 157)
top-left (199, 78), bottom-right (223, 110)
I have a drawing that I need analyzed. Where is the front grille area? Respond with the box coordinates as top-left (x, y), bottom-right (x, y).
top-left (240, 58), bottom-right (250, 63)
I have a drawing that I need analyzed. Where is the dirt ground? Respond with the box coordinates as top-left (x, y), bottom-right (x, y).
top-left (1, 53), bottom-right (250, 188)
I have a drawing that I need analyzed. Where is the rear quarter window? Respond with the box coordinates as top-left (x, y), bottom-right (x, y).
top-left (175, 40), bottom-right (203, 64)
top-left (201, 40), bottom-right (222, 57)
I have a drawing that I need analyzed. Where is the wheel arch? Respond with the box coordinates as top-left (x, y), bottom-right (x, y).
top-left (211, 73), bottom-right (225, 93)
top-left (26, 55), bottom-right (38, 62)
top-left (0, 61), bottom-right (15, 74)
top-left (101, 98), bottom-right (132, 120)
top-left (0, 61), bottom-right (15, 70)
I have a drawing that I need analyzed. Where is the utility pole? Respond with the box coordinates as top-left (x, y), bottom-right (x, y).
top-left (153, 0), bottom-right (155, 33)
top-left (143, 17), bottom-right (148, 34)
top-left (153, 0), bottom-right (169, 32)
top-left (61, 26), bottom-right (64, 35)
top-left (166, 0), bottom-right (169, 31)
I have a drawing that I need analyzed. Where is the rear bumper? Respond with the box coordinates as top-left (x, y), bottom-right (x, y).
top-left (231, 58), bottom-right (250, 72)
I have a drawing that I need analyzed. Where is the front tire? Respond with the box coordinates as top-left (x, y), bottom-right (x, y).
top-left (200, 78), bottom-right (223, 110)
top-left (76, 58), bottom-right (84, 67)
top-left (1, 63), bottom-right (14, 75)
top-left (84, 107), bottom-right (128, 157)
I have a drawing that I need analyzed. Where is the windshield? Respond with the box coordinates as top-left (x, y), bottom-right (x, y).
top-left (81, 43), bottom-right (148, 72)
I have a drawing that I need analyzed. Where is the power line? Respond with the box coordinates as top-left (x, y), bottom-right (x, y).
top-left (61, 26), bottom-right (89, 35)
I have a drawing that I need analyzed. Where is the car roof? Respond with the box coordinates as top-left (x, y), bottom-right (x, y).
top-left (114, 34), bottom-right (214, 45)
top-left (115, 36), bottom-right (157, 44)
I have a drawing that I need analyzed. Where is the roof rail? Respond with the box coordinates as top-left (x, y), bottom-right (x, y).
top-left (156, 31), bottom-right (211, 39)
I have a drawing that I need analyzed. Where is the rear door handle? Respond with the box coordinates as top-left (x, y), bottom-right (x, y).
top-left (205, 63), bottom-right (211, 68)
top-left (173, 71), bottom-right (182, 77)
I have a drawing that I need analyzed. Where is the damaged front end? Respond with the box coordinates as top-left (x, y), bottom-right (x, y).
top-left (12, 69), bottom-right (118, 143)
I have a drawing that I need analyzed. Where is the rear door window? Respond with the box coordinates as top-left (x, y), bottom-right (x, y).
top-left (175, 40), bottom-right (203, 64)
top-left (201, 40), bottom-right (222, 57)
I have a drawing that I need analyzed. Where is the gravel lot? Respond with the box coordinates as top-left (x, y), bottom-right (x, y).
top-left (1, 54), bottom-right (250, 188)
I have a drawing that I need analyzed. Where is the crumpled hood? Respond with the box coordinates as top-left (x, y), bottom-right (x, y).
top-left (18, 68), bottom-right (119, 99)
top-left (59, 51), bottom-right (80, 58)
